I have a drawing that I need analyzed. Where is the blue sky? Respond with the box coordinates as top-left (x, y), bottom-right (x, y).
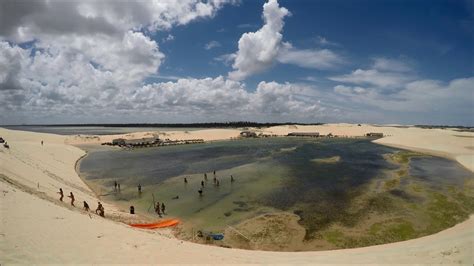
top-left (156, 0), bottom-right (472, 85)
top-left (0, 0), bottom-right (473, 125)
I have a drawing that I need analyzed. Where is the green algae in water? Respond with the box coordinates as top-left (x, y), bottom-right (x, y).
top-left (79, 138), bottom-right (474, 251)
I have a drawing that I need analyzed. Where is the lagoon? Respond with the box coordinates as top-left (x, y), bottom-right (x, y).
top-left (78, 137), bottom-right (474, 251)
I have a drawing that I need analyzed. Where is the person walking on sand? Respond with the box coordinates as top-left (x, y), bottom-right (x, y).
top-left (58, 188), bottom-right (64, 201)
top-left (83, 201), bottom-right (90, 211)
top-left (68, 192), bottom-right (75, 206)
top-left (201, 180), bottom-right (205, 187)
top-left (161, 202), bottom-right (166, 215)
top-left (184, 177), bottom-right (188, 184)
top-left (41, 140), bottom-right (43, 146)
top-left (96, 202), bottom-right (102, 214)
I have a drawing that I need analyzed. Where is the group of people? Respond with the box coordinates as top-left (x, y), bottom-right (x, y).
top-left (58, 188), bottom-right (105, 217)
top-left (191, 170), bottom-right (235, 196)
top-left (114, 181), bottom-right (143, 195)
top-left (154, 201), bottom-right (166, 217)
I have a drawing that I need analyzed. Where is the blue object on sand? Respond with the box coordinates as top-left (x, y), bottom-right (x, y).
top-left (210, 234), bottom-right (224, 240)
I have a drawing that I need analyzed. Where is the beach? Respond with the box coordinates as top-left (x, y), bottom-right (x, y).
top-left (1, 124), bottom-right (473, 264)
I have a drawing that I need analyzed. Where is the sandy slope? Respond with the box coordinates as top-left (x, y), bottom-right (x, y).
top-left (1, 125), bottom-right (473, 264)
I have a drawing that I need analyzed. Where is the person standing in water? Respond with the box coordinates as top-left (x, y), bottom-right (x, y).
top-left (198, 188), bottom-right (203, 196)
top-left (68, 192), bottom-right (75, 206)
top-left (161, 202), bottom-right (166, 215)
top-left (204, 173), bottom-right (207, 181)
top-left (201, 180), bottom-right (205, 187)
top-left (155, 202), bottom-right (162, 217)
top-left (58, 188), bottom-right (64, 201)
top-left (138, 184), bottom-right (142, 194)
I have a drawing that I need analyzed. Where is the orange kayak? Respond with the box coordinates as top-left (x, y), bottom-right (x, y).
top-left (129, 219), bottom-right (180, 229)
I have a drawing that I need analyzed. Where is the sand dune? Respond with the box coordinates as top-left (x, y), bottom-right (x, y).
top-left (1, 125), bottom-right (473, 264)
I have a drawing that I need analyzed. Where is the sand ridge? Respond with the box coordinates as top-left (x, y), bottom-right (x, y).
top-left (0, 125), bottom-right (473, 264)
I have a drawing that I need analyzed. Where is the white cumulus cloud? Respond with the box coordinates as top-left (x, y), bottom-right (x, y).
top-left (228, 0), bottom-right (289, 80)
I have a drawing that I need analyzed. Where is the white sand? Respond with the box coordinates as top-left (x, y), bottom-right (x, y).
top-left (1, 125), bottom-right (473, 264)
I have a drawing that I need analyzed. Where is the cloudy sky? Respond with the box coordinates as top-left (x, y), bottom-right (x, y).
top-left (0, 0), bottom-right (472, 125)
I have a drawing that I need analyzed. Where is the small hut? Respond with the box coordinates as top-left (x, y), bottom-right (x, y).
top-left (112, 138), bottom-right (126, 145)
top-left (287, 132), bottom-right (320, 137)
top-left (366, 132), bottom-right (383, 137)
top-left (240, 131), bottom-right (257, 138)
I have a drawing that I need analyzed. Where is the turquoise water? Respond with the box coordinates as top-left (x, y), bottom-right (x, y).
top-left (78, 137), bottom-right (473, 250)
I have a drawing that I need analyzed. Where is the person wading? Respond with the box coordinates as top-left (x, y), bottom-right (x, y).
top-left (161, 202), bottom-right (166, 215)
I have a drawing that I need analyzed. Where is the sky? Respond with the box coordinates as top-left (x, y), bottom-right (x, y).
top-left (0, 0), bottom-right (473, 125)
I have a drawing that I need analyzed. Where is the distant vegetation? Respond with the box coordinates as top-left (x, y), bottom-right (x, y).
top-left (414, 124), bottom-right (474, 132)
top-left (8, 122), bottom-right (324, 128)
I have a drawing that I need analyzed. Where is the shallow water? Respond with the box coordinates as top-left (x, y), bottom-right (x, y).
top-left (78, 137), bottom-right (473, 250)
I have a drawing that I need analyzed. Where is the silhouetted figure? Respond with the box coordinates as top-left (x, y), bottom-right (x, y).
top-left (161, 202), bottom-right (166, 215)
top-left (201, 180), bottom-right (205, 187)
top-left (155, 202), bottom-right (162, 217)
top-left (138, 184), bottom-right (142, 194)
top-left (184, 177), bottom-right (188, 184)
top-left (213, 170), bottom-right (216, 176)
top-left (213, 177), bottom-right (217, 184)
top-left (231, 175), bottom-right (235, 182)
top-left (204, 173), bottom-right (208, 181)
top-left (114, 181), bottom-right (117, 191)
top-left (41, 140), bottom-right (43, 146)
top-left (118, 183), bottom-right (121, 192)
top-left (216, 179), bottom-right (220, 187)
top-left (68, 192), bottom-right (75, 206)
top-left (198, 188), bottom-right (203, 196)
top-left (83, 201), bottom-right (90, 211)
top-left (58, 188), bottom-right (64, 201)
top-left (130, 205), bottom-right (135, 214)
top-left (96, 202), bottom-right (105, 217)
